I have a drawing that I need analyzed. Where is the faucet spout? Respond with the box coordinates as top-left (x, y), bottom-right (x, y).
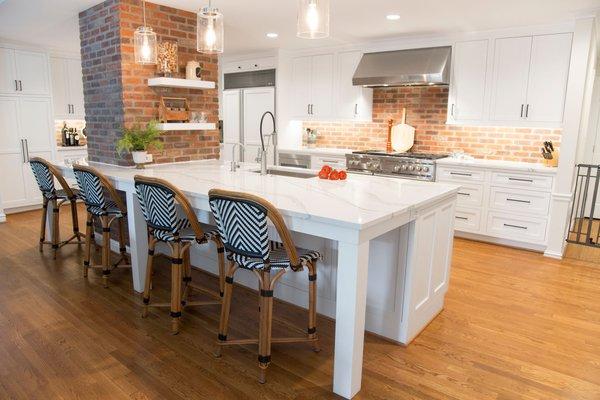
top-left (259, 111), bottom-right (276, 175)
top-left (231, 142), bottom-right (245, 172)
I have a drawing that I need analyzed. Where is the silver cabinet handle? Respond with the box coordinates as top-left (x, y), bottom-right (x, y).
top-left (15, 80), bottom-right (19, 91)
top-left (450, 172), bottom-right (472, 177)
top-left (451, 103), bottom-right (455, 118)
top-left (507, 198), bottom-right (531, 204)
top-left (19, 80), bottom-right (23, 91)
top-left (520, 104), bottom-right (524, 118)
top-left (508, 177), bottom-right (533, 183)
top-left (310, 104), bottom-right (314, 115)
top-left (354, 103), bottom-right (358, 115)
top-left (457, 192), bottom-right (471, 196)
top-left (20, 139), bottom-right (26, 163)
top-left (504, 223), bottom-right (527, 230)
top-left (24, 138), bottom-right (30, 162)
top-left (70, 104), bottom-right (74, 114)
top-left (525, 104), bottom-right (530, 118)
top-left (307, 104), bottom-right (310, 115)
top-left (455, 216), bottom-right (468, 221)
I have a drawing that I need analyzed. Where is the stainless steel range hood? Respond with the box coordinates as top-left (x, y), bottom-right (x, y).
top-left (352, 46), bottom-right (451, 87)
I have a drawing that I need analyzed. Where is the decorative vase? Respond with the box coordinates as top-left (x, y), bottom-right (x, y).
top-left (186, 61), bottom-right (201, 80)
top-left (132, 151), bottom-right (148, 169)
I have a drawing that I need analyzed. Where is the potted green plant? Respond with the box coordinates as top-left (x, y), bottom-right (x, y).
top-left (116, 120), bottom-right (163, 168)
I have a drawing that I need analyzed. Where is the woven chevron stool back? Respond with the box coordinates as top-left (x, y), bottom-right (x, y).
top-left (208, 189), bottom-right (321, 384)
top-left (29, 157), bottom-right (83, 258)
top-left (209, 195), bottom-right (270, 263)
top-left (73, 167), bottom-right (108, 211)
top-left (134, 175), bottom-right (226, 335)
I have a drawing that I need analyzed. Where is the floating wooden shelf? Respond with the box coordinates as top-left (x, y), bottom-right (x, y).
top-left (147, 77), bottom-right (216, 89)
top-left (155, 122), bottom-right (216, 131)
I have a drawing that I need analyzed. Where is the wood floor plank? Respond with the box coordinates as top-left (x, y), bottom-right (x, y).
top-left (0, 207), bottom-right (599, 399)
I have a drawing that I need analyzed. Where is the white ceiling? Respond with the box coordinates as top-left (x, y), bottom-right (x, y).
top-left (0, 0), bottom-right (598, 55)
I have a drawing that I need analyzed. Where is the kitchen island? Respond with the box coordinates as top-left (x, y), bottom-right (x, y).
top-left (57, 160), bottom-right (459, 399)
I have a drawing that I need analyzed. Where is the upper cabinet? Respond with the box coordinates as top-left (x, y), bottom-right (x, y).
top-left (490, 33), bottom-right (572, 125)
top-left (291, 53), bottom-right (334, 119)
top-left (448, 40), bottom-right (489, 122)
top-left (50, 56), bottom-right (85, 119)
top-left (337, 51), bottom-right (373, 121)
top-left (0, 48), bottom-right (50, 96)
top-left (449, 32), bottom-right (573, 127)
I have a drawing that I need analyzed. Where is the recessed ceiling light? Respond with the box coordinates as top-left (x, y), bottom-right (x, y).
top-left (386, 14), bottom-right (401, 21)
top-left (266, 32), bottom-right (279, 38)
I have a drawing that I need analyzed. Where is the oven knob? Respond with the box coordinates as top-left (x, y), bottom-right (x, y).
top-left (422, 166), bottom-right (430, 172)
top-left (365, 161), bottom-right (372, 168)
top-left (393, 165), bottom-right (401, 173)
top-left (401, 164), bottom-right (407, 170)
top-left (408, 165), bottom-right (415, 171)
top-left (416, 166), bottom-right (422, 172)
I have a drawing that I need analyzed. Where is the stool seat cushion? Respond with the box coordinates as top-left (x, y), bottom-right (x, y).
top-left (153, 218), bottom-right (219, 243)
top-left (229, 243), bottom-right (321, 270)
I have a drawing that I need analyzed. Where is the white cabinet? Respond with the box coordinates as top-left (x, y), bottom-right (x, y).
top-left (337, 51), bottom-right (373, 121)
top-left (448, 40), bottom-right (488, 122)
top-left (291, 53), bottom-right (334, 119)
top-left (490, 33), bottom-right (572, 124)
top-left (437, 161), bottom-right (556, 250)
top-left (0, 48), bottom-right (50, 96)
top-left (0, 96), bottom-right (54, 210)
top-left (50, 56), bottom-right (85, 118)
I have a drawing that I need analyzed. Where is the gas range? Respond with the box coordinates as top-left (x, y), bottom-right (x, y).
top-left (346, 150), bottom-right (448, 181)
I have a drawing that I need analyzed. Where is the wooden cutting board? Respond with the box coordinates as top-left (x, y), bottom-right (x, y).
top-left (391, 108), bottom-right (415, 152)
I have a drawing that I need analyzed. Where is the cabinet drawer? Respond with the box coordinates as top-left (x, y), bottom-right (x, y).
top-left (491, 171), bottom-right (553, 191)
top-left (456, 183), bottom-right (484, 207)
top-left (489, 187), bottom-right (550, 215)
top-left (311, 155), bottom-right (346, 170)
top-left (437, 166), bottom-right (485, 182)
top-left (454, 208), bottom-right (481, 233)
top-left (486, 212), bottom-right (547, 243)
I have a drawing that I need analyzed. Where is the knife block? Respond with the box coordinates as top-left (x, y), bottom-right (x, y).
top-left (543, 150), bottom-right (559, 167)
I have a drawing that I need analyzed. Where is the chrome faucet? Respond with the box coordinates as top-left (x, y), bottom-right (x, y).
top-left (259, 111), bottom-right (277, 175)
top-left (230, 142), bottom-right (245, 172)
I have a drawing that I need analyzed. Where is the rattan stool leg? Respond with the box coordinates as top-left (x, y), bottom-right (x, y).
top-left (83, 213), bottom-right (93, 278)
top-left (170, 241), bottom-right (183, 334)
top-left (307, 261), bottom-right (320, 352)
top-left (215, 260), bottom-right (237, 358)
top-left (101, 216), bottom-right (111, 288)
top-left (51, 199), bottom-right (60, 260)
top-left (142, 237), bottom-right (156, 318)
top-left (39, 198), bottom-right (48, 252)
top-left (257, 269), bottom-right (273, 384)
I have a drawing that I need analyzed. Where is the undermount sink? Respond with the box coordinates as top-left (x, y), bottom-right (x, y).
top-left (250, 168), bottom-right (315, 179)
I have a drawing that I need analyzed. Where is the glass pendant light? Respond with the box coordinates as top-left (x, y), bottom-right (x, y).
top-left (197, 0), bottom-right (224, 54)
top-left (297, 0), bottom-right (329, 39)
top-left (134, 0), bottom-right (157, 64)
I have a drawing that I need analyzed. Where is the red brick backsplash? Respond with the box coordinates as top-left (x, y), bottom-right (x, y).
top-left (79, 0), bottom-right (220, 166)
top-left (303, 87), bottom-right (561, 163)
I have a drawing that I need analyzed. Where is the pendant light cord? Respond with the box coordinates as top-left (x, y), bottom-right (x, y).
top-left (142, 0), bottom-right (147, 27)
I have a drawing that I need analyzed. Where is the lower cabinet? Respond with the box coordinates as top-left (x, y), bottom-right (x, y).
top-left (437, 162), bottom-right (555, 249)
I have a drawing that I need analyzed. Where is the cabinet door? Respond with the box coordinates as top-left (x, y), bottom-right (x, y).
top-left (337, 51), bottom-right (361, 119)
top-left (19, 98), bottom-right (53, 152)
top-left (0, 153), bottom-right (28, 208)
top-left (0, 48), bottom-right (18, 94)
top-left (67, 58), bottom-right (85, 118)
top-left (50, 57), bottom-right (70, 117)
top-left (222, 90), bottom-right (241, 144)
top-left (0, 97), bottom-right (21, 153)
top-left (242, 87), bottom-right (275, 162)
top-left (291, 56), bottom-right (312, 118)
top-left (525, 33), bottom-right (572, 123)
top-left (450, 40), bottom-right (488, 121)
top-left (14, 50), bottom-right (50, 96)
top-left (310, 53), bottom-right (334, 118)
top-left (490, 36), bottom-right (532, 122)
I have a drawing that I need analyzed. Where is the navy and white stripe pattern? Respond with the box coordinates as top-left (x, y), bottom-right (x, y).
top-left (135, 181), bottom-right (212, 243)
top-left (74, 169), bottom-right (121, 216)
top-left (30, 160), bottom-right (56, 199)
top-left (209, 196), bottom-right (321, 270)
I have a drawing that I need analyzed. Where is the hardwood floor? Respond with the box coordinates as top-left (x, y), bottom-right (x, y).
top-left (0, 206), bottom-right (599, 399)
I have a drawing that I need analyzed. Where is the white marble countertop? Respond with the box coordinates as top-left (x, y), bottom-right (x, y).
top-left (437, 157), bottom-right (558, 174)
top-left (59, 159), bottom-right (459, 230)
top-left (278, 147), bottom-right (353, 157)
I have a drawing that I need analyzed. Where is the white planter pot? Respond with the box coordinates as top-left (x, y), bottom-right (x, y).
top-left (131, 151), bottom-right (148, 168)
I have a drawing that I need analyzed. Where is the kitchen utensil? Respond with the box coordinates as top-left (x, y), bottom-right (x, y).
top-left (391, 108), bottom-right (415, 152)
top-left (386, 119), bottom-right (393, 152)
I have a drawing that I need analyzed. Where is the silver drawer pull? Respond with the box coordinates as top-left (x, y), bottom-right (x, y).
top-left (450, 172), bottom-right (472, 177)
top-left (508, 177), bottom-right (533, 183)
top-left (506, 198), bottom-right (531, 204)
top-left (503, 223), bottom-right (527, 230)
top-left (455, 216), bottom-right (468, 221)
top-left (458, 192), bottom-right (470, 196)
top-left (321, 160), bottom-right (343, 164)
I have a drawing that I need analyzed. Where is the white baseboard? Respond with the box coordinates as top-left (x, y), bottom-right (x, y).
top-left (0, 211), bottom-right (6, 223)
top-left (543, 250), bottom-right (564, 259)
top-left (454, 231), bottom-right (547, 253)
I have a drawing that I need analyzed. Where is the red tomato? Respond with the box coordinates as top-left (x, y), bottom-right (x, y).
top-left (320, 165), bottom-right (332, 175)
top-left (329, 170), bottom-right (340, 180)
top-left (318, 169), bottom-right (330, 179)
top-left (338, 170), bottom-right (347, 180)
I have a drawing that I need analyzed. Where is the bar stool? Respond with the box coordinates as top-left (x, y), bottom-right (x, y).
top-left (73, 164), bottom-right (130, 288)
top-left (29, 157), bottom-right (84, 259)
top-left (208, 189), bottom-right (321, 384)
top-left (134, 176), bottom-right (226, 335)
